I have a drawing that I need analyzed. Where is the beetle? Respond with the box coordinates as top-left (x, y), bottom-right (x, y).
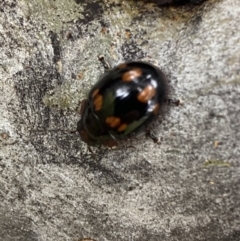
top-left (77, 59), bottom-right (168, 147)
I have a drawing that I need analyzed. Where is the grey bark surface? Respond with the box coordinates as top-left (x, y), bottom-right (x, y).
top-left (0, 0), bottom-right (239, 240)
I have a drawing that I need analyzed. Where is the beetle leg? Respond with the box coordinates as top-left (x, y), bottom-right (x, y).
top-left (165, 98), bottom-right (184, 106)
top-left (145, 130), bottom-right (161, 144)
top-left (98, 55), bottom-right (111, 71)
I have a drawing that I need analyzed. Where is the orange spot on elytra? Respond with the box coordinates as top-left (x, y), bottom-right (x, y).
top-left (117, 123), bottom-right (127, 132)
top-left (122, 68), bottom-right (142, 82)
top-left (106, 116), bottom-right (127, 132)
top-left (106, 116), bottom-right (121, 128)
top-left (137, 85), bottom-right (156, 103)
top-left (92, 89), bottom-right (99, 98)
top-left (93, 94), bottom-right (103, 111)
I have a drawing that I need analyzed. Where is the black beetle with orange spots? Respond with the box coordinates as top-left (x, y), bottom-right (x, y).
top-left (77, 60), bottom-right (168, 147)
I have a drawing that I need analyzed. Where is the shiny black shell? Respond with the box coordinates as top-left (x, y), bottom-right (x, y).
top-left (77, 61), bottom-right (167, 146)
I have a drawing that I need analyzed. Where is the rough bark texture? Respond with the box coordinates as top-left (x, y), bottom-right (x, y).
top-left (0, 0), bottom-right (239, 240)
